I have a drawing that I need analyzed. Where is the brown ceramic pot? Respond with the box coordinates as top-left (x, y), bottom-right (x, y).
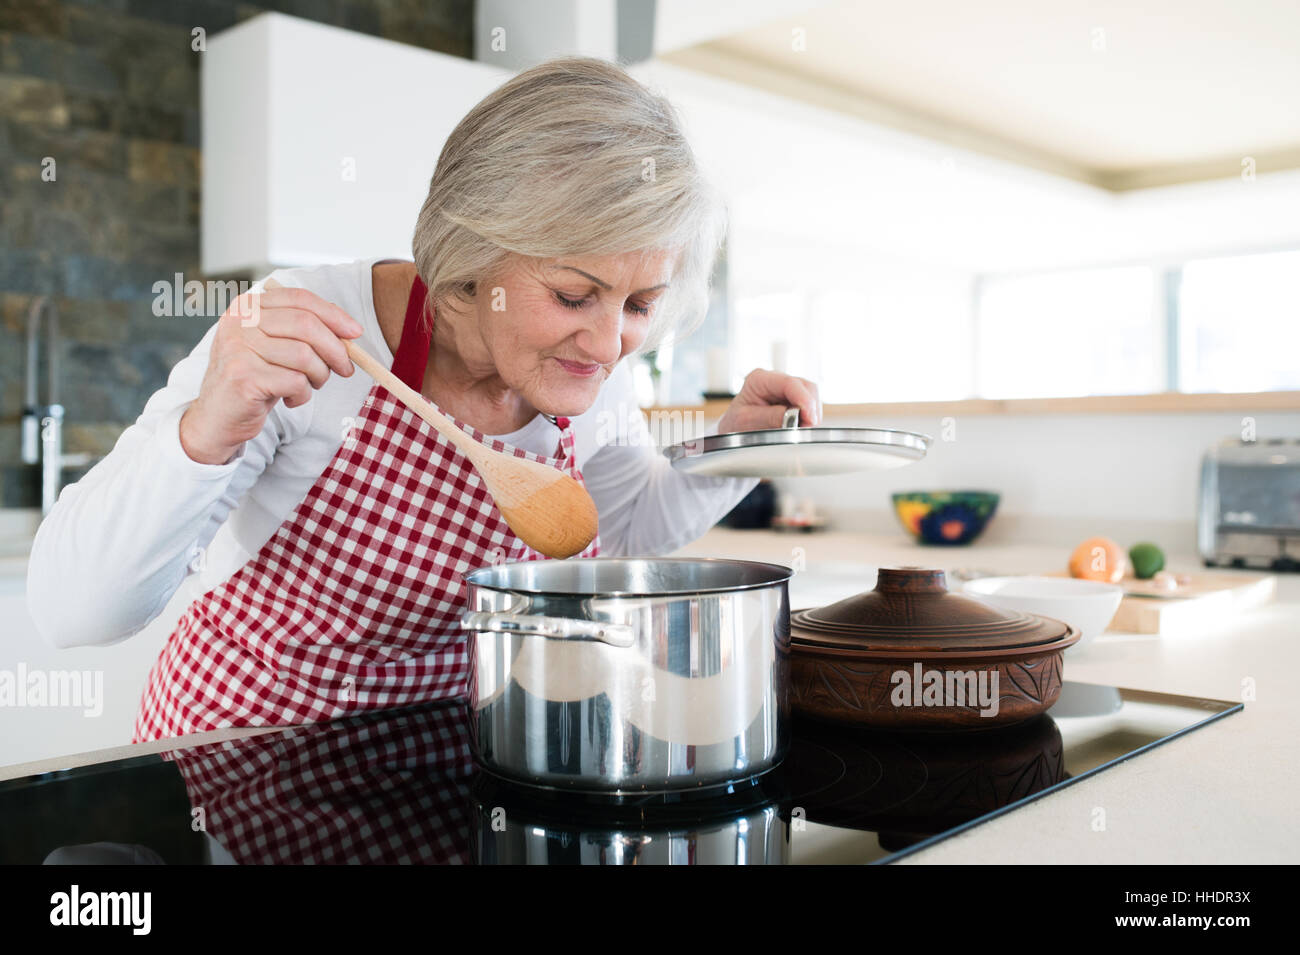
top-left (790, 566), bottom-right (1079, 731)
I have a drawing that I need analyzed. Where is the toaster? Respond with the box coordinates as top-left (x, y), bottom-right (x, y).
top-left (1199, 436), bottom-right (1300, 571)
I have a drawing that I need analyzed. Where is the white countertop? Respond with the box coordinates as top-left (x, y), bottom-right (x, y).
top-left (671, 527), bottom-right (1299, 863)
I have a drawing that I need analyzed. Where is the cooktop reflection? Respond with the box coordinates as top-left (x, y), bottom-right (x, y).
top-left (0, 682), bottom-right (1241, 865)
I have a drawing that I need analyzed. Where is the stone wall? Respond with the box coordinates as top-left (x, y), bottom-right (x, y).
top-left (0, 0), bottom-right (472, 506)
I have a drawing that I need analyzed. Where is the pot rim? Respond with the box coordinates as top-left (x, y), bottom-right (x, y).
top-left (463, 556), bottom-right (795, 598)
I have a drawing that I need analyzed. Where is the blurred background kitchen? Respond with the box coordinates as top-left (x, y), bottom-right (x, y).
top-left (1, 0), bottom-right (1297, 764)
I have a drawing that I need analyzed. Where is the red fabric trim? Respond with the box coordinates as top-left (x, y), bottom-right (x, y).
top-left (389, 273), bottom-right (432, 392)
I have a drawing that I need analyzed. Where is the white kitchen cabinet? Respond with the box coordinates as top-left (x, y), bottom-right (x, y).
top-left (201, 13), bottom-right (509, 276)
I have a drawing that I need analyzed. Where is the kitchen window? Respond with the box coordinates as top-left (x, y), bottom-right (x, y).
top-left (728, 264), bottom-right (975, 404)
top-left (1176, 249), bottom-right (1300, 393)
top-left (677, 249), bottom-right (1298, 409)
top-left (973, 266), bottom-right (1163, 399)
top-left (971, 250), bottom-right (1300, 399)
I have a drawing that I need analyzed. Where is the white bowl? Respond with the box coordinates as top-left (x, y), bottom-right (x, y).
top-left (960, 576), bottom-right (1123, 654)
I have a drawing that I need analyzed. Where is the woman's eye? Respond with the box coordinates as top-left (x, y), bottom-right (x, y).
top-left (555, 291), bottom-right (652, 315)
top-left (555, 292), bottom-right (587, 310)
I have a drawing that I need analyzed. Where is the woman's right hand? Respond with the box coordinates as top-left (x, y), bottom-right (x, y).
top-left (179, 283), bottom-right (363, 465)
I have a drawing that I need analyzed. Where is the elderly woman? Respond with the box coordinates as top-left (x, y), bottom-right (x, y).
top-left (27, 57), bottom-right (821, 742)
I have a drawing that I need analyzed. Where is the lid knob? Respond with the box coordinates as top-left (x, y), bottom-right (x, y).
top-left (875, 566), bottom-right (948, 594)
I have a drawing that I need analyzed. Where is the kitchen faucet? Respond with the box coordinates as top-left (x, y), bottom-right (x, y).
top-left (22, 297), bottom-right (94, 516)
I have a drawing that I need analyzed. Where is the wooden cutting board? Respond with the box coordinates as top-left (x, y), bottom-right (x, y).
top-left (1046, 570), bottom-right (1277, 635)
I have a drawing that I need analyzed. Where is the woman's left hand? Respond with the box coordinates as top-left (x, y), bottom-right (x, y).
top-left (715, 368), bottom-right (823, 434)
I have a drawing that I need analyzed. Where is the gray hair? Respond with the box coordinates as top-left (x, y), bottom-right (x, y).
top-left (411, 55), bottom-right (727, 353)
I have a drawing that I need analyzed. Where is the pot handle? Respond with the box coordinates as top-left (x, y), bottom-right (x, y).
top-left (460, 611), bottom-right (636, 648)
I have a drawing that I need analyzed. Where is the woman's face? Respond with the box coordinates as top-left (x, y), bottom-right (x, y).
top-left (466, 249), bottom-right (678, 416)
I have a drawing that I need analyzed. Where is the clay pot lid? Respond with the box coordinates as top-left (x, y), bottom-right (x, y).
top-left (791, 566), bottom-right (1074, 653)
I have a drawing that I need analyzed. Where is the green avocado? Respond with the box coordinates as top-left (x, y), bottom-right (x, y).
top-left (1129, 542), bottom-right (1165, 580)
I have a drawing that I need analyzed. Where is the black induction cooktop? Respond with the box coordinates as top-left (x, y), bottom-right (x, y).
top-left (0, 682), bottom-right (1240, 865)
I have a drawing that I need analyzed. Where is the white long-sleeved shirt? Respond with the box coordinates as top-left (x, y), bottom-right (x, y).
top-left (27, 256), bottom-right (757, 649)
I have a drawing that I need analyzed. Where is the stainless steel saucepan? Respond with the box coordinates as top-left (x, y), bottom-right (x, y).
top-left (460, 557), bottom-right (793, 795)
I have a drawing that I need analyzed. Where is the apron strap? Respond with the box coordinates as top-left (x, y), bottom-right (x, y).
top-left (390, 273), bottom-right (433, 392)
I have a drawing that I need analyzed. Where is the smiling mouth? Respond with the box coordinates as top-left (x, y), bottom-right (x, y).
top-left (554, 358), bottom-right (602, 378)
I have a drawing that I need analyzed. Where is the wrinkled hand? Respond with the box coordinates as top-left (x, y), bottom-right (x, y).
top-left (715, 368), bottom-right (822, 434)
top-left (179, 281), bottom-right (362, 465)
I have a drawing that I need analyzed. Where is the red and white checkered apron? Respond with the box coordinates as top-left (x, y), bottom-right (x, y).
top-left (133, 274), bottom-right (600, 743)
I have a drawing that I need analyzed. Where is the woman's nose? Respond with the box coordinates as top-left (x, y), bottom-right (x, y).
top-left (576, 304), bottom-right (625, 364)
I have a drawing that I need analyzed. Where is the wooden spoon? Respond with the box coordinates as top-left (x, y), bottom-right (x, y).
top-left (262, 279), bottom-right (598, 558)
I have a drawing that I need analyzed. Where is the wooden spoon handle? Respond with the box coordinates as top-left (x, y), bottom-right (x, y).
top-left (341, 339), bottom-right (477, 459)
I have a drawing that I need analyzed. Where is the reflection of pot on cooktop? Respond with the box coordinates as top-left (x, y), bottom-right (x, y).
top-left (777, 714), bottom-right (1065, 851)
top-left (469, 772), bottom-right (789, 865)
top-left (791, 567), bottom-right (1080, 731)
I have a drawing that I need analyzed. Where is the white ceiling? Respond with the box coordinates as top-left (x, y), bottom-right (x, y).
top-left (631, 57), bottom-right (1300, 275)
top-left (659, 0), bottom-right (1300, 190)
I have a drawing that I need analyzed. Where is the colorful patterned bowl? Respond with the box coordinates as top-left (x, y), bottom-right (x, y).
top-left (891, 491), bottom-right (1000, 545)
